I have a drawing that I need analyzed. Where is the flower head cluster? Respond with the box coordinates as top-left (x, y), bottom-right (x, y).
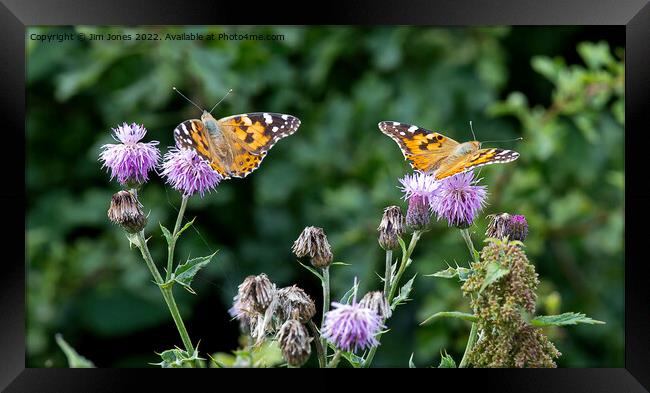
top-left (277, 285), bottom-right (317, 323)
top-left (291, 226), bottom-right (333, 268)
top-left (399, 172), bottom-right (439, 230)
top-left (99, 123), bottom-right (160, 186)
top-left (430, 171), bottom-right (487, 228)
top-left (160, 148), bottom-right (222, 197)
top-left (359, 291), bottom-right (392, 321)
top-left (377, 206), bottom-right (405, 250)
top-left (486, 213), bottom-right (529, 241)
top-left (107, 190), bottom-right (147, 233)
top-left (461, 238), bottom-right (559, 367)
top-left (321, 301), bottom-right (384, 353)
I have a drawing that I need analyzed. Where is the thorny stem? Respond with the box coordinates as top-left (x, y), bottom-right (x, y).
top-left (459, 228), bottom-right (479, 368)
top-left (308, 320), bottom-right (326, 368)
top-left (166, 195), bottom-right (189, 281)
top-left (327, 350), bottom-right (343, 368)
top-left (383, 250), bottom-right (392, 296)
top-left (364, 230), bottom-right (423, 368)
top-left (321, 266), bottom-right (331, 360)
top-left (135, 231), bottom-right (195, 357)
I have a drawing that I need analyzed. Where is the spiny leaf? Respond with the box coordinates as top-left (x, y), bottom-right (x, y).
top-left (340, 280), bottom-right (360, 304)
top-left (438, 350), bottom-right (457, 368)
top-left (175, 217), bottom-right (196, 239)
top-left (428, 265), bottom-right (474, 281)
top-left (159, 223), bottom-right (173, 246)
top-left (55, 334), bottom-right (95, 368)
top-left (298, 260), bottom-right (323, 281)
top-left (173, 251), bottom-right (218, 294)
top-left (409, 353), bottom-right (416, 368)
top-left (479, 262), bottom-right (510, 293)
top-left (531, 312), bottom-right (606, 327)
top-left (391, 274), bottom-right (416, 309)
top-left (420, 311), bottom-right (477, 326)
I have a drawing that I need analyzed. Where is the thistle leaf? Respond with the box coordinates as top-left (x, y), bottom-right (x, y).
top-left (479, 262), bottom-right (509, 293)
top-left (159, 223), bottom-right (173, 246)
top-left (297, 260), bottom-right (323, 281)
top-left (175, 217), bottom-right (196, 239)
top-left (391, 274), bottom-right (416, 309)
top-left (173, 251), bottom-right (218, 294)
top-left (531, 312), bottom-right (606, 327)
top-left (55, 334), bottom-right (95, 368)
top-left (420, 311), bottom-right (477, 326)
top-left (438, 350), bottom-right (457, 368)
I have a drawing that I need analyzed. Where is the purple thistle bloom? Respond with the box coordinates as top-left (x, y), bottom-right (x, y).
top-left (430, 171), bottom-right (487, 229)
top-left (321, 302), bottom-right (384, 353)
top-left (99, 123), bottom-right (160, 186)
top-left (160, 148), bottom-right (222, 197)
top-left (399, 172), bottom-right (440, 230)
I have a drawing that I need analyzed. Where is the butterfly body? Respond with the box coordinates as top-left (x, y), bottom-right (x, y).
top-left (378, 121), bottom-right (519, 180)
top-left (174, 111), bottom-right (300, 179)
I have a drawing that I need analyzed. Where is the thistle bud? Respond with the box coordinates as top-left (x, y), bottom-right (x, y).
top-left (486, 213), bottom-right (529, 242)
top-left (237, 273), bottom-right (276, 313)
top-left (277, 319), bottom-right (312, 367)
top-left (107, 190), bottom-right (147, 233)
top-left (277, 285), bottom-right (317, 323)
top-left (291, 226), bottom-right (333, 268)
top-left (377, 206), bottom-right (405, 250)
top-left (405, 196), bottom-right (430, 231)
top-left (359, 291), bottom-right (392, 320)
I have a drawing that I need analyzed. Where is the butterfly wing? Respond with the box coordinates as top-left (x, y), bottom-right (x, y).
top-left (433, 148), bottom-right (520, 180)
top-left (217, 113), bottom-right (301, 178)
top-left (378, 121), bottom-right (459, 172)
top-left (173, 119), bottom-right (231, 178)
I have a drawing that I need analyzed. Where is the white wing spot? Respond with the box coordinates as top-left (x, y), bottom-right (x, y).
top-left (263, 113), bottom-right (273, 124)
top-left (272, 126), bottom-right (279, 132)
top-left (408, 126), bottom-right (418, 132)
top-left (281, 114), bottom-right (289, 120)
top-left (243, 116), bottom-right (253, 126)
top-left (400, 132), bottom-right (406, 136)
top-left (393, 122), bottom-right (400, 126)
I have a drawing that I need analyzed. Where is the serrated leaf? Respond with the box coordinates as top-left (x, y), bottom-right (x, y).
top-left (339, 350), bottom-right (364, 368)
top-left (175, 217), bottom-right (196, 239)
top-left (297, 260), bottom-right (323, 281)
top-left (531, 312), bottom-right (605, 327)
top-left (409, 353), bottom-right (416, 368)
top-left (55, 334), bottom-right (95, 368)
top-left (479, 262), bottom-right (509, 293)
top-left (173, 251), bottom-right (217, 294)
top-left (160, 223), bottom-right (173, 245)
top-left (438, 350), bottom-right (457, 368)
top-left (428, 266), bottom-right (474, 281)
top-left (125, 233), bottom-right (139, 249)
top-left (391, 274), bottom-right (416, 309)
top-left (420, 311), bottom-right (477, 326)
top-left (152, 346), bottom-right (205, 368)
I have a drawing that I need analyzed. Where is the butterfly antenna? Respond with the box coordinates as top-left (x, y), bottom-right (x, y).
top-left (173, 87), bottom-right (204, 112)
top-left (481, 136), bottom-right (524, 144)
top-left (209, 89), bottom-right (233, 114)
top-left (469, 121), bottom-right (477, 141)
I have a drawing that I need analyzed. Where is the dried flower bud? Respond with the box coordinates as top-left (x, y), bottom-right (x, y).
top-left (359, 291), bottom-right (392, 320)
top-left (486, 213), bottom-right (511, 239)
top-left (291, 226), bottom-right (333, 268)
top-left (277, 319), bottom-right (312, 367)
top-left (277, 285), bottom-right (316, 323)
top-left (377, 206), bottom-right (405, 250)
top-left (237, 273), bottom-right (276, 313)
top-left (107, 190), bottom-right (147, 233)
top-left (486, 213), bottom-right (529, 242)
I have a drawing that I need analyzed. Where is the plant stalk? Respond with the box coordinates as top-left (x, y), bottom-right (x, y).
top-left (166, 195), bottom-right (189, 281)
top-left (321, 266), bottom-right (331, 360)
top-left (458, 228), bottom-right (479, 368)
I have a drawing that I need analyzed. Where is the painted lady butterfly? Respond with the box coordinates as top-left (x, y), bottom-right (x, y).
top-left (379, 121), bottom-right (519, 180)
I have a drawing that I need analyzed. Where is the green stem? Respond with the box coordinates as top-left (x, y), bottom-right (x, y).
top-left (458, 228), bottom-right (479, 368)
top-left (327, 350), bottom-right (342, 368)
top-left (320, 266), bottom-right (331, 360)
top-left (166, 195), bottom-right (189, 281)
top-left (459, 321), bottom-right (478, 368)
top-left (364, 230), bottom-right (423, 368)
top-left (308, 320), bottom-right (326, 368)
top-left (135, 231), bottom-right (195, 356)
top-left (383, 249), bottom-right (392, 296)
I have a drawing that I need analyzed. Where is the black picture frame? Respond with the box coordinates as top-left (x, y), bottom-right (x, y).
top-left (4, 0), bottom-right (649, 391)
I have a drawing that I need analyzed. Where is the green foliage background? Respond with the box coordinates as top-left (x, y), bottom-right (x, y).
top-left (26, 26), bottom-right (624, 367)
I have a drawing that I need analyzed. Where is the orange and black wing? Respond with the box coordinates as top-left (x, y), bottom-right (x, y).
top-left (173, 119), bottom-right (230, 178)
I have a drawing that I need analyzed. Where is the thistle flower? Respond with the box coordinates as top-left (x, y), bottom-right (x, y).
top-left (399, 172), bottom-right (439, 230)
top-left (486, 213), bottom-right (529, 242)
top-left (236, 274), bottom-right (276, 314)
top-left (377, 206), bottom-right (405, 250)
top-left (277, 285), bottom-right (316, 323)
top-left (229, 294), bottom-right (255, 334)
top-left (277, 319), bottom-right (312, 367)
top-left (107, 190), bottom-right (147, 233)
top-left (291, 226), bottom-right (333, 268)
top-left (321, 302), bottom-right (384, 352)
top-left (430, 171), bottom-right (487, 229)
top-left (160, 148), bottom-right (222, 197)
top-left (359, 291), bottom-right (392, 320)
top-left (99, 123), bottom-right (160, 186)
